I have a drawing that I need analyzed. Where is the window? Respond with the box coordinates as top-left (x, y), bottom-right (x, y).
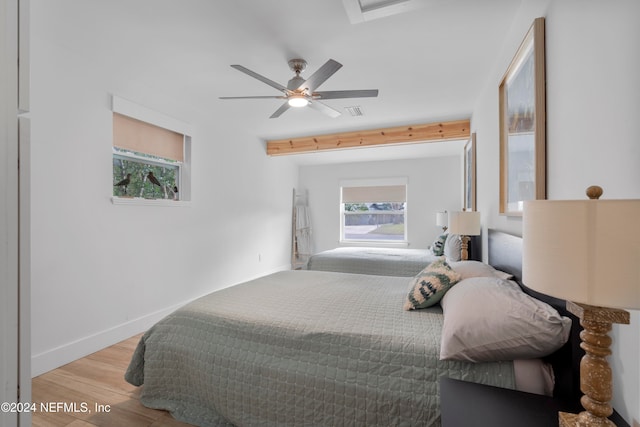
top-left (112, 146), bottom-right (180, 199)
top-left (340, 178), bottom-right (407, 243)
top-left (111, 96), bottom-right (191, 204)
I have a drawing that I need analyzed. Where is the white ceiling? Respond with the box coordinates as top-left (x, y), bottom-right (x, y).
top-left (32, 0), bottom-right (521, 164)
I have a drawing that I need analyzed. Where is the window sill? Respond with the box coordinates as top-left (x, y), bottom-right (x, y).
top-left (111, 197), bottom-right (191, 207)
top-left (339, 240), bottom-right (409, 248)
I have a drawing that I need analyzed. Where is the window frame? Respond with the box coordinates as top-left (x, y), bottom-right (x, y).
top-left (339, 177), bottom-right (408, 246)
top-left (111, 95), bottom-right (192, 207)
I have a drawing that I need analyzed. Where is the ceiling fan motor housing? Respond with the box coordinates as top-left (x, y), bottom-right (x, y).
top-left (287, 75), bottom-right (306, 91)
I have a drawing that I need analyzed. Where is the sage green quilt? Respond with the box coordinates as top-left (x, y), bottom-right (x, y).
top-left (125, 270), bottom-right (514, 426)
top-left (306, 247), bottom-right (436, 276)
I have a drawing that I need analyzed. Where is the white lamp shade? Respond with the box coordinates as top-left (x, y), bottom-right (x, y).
top-left (436, 211), bottom-right (448, 227)
top-left (448, 211), bottom-right (481, 235)
top-left (523, 199), bottom-right (640, 310)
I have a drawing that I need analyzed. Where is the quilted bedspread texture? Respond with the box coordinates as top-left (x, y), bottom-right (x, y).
top-left (306, 247), bottom-right (436, 276)
top-left (125, 270), bottom-right (514, 426)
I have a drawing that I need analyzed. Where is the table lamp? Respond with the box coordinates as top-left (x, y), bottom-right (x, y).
top-left (447, 211), bottom-right (480, 261)
top-left (523, 186), bottom-right (640, 427)
top-left (436, 211), bottom-right (448, 232)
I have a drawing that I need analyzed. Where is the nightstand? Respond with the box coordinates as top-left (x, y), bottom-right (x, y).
top-left (439, 377), bottom-right (629, 427)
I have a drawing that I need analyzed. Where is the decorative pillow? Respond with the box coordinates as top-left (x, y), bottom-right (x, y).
top-left (404, 259), bottom-right (462, 310)
top-left (439, 276), bottom-right (571, 362)
top-left (449, 260), bottom-right (514, 280)
top-left (444, 234), bottom-right (462, 262)
top-left (429, 233), bottom-right (448, 256)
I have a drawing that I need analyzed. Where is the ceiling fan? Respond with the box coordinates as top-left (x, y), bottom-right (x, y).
top-left (219, 58), bottom-right (379, 118)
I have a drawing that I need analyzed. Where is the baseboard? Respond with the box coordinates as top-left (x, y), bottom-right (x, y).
top-left (31, 302), bottom-right (184, 377)
top-left (31, 265), bottom-right (292, 377)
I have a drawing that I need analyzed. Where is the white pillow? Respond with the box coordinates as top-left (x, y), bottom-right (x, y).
top-left (449, 260), bottom-right (514, 280)
top-left (439, 276), bottom-right (571, 362)
top-left (444, 234), bottom-right (461, 262)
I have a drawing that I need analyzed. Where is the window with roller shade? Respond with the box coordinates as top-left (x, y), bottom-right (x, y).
top-left (112, 109), bottom-right (190, 202)
top-left (340, 178), bottom-right (407, 242)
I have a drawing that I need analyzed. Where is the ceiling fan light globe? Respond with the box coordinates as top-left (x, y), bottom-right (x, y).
top-left (288, 97), bottom-right (309, 107)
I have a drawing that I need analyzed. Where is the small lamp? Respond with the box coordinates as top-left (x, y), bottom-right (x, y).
top-left (436, 211), bottom-right (448, 232)
top-left (523, 186), bottom-right (640, 427)
top-left (447, 211), bottom-right (480, 261)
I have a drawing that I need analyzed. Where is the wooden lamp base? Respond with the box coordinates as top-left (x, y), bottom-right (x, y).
top-left (560, 412), bottom-right (614, 427)
top-left (560, 301), bottom-right (630, 427)
top-left (460, 235), bottom-right (470, 261)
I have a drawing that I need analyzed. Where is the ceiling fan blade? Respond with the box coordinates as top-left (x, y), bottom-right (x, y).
top-left (231, 65), bottom-right (289, 93)
top-left (269, 102), bottom-right (291, 119)
top-left (219, 96), bottom-right (285, 99)
top-left (297, 59), bottom-right (342, 92)
top-left (313, 89), bottom-right (379, 99)
top-left (308, 100), bottom-right (341, 118)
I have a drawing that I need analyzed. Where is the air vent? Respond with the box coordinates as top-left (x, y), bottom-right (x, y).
top-left (342, 0), bottom-right (428, 23)
top-left (345, 106), bottom-right (364, 116)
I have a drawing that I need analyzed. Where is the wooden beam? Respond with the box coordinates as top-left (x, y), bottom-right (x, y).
top-left (266, 119), bottom-right (470, 156)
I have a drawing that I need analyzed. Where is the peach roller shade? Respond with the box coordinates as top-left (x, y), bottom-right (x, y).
top-left (341, 185), bottom-right (406, 203)
top-left (113, 113), bottom-right (184, 162)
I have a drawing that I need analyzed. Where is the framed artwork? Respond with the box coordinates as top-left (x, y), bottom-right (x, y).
top-left (464, 132), bottom-right (476, 211)
top-left (499, 17), bottom-right (546, 216)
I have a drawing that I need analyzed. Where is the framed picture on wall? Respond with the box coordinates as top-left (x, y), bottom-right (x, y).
top-left (499, 17), bottom-right (546, 216)
top-left (464, 132), bottom-right (476, 211)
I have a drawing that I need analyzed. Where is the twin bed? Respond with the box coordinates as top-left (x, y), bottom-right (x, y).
top-left (305, 234), bottom-right (481, 277)
top-left (305, 246), bottom-right (438, 276)
top-left (125, 230), bottom-right (582, 426)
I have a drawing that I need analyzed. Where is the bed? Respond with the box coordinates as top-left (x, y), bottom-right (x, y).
top-left (305, 246), bottom-right (438, 276)
top-left (125, 230), bottom-right (580, 426)
top-left (306, 235), bottom-right (481, 276)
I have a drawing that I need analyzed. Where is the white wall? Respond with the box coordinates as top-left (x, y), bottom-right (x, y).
top-left (298, 155), bottom-right (461, 253)
top-left (471, 0), bottom-right (640, 424)
top-left (29, 21), bottom-right (298, 375)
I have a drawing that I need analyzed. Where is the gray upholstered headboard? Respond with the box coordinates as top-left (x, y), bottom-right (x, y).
top-left (487, 229), bottom-right (583, 412)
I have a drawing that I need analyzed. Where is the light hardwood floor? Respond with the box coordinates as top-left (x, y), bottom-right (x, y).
top-left (32, 334), bottom-right (195, 427)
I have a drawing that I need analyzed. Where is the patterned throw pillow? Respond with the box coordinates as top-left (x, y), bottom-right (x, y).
top-left (404, 259), bottom-right (462, 310)
top-left (430, 233), bottom-right (448, 256)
